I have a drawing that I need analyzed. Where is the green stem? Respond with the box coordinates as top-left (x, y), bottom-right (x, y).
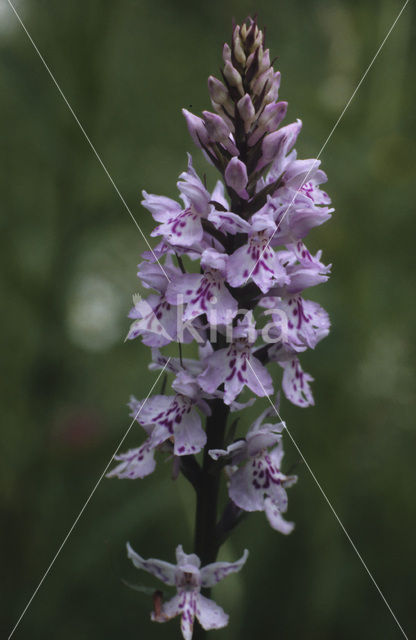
top-left (194, 399), bottom-right (229, 564)
top-left (192, 398), bottom-right (229, 639)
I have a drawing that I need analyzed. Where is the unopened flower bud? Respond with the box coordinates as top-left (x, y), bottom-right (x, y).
top-left (237, 94), bottom-right (256, 132)
top-left (203, 110), bottom-right (238, 155)
top-left (223, 42), bottom-right (232, 63)
top-left (258, 101), bottom-right (287, 128)
top-left (253, 29), bottom-right (263, 50)
top-left (263, 101), bottom-right (288, 131)
top-left (207, 76), bottom-right (229, 105)
top-left (244, 21), bottom-right (260, 53)
top-left (232, 27), bottom-right (246, 65)
top-left (252, 68), bottom-right (273, 96)
top-left (210, 101), bottom-right (235, 132)
top-left (202, 110), bottom-right (230, 142)
top-left (256, 120), bottom-right (302, 172)
top-left (255, 45), bottom-right (264, 71)
top-left (258, 130), bottom-right (285, 170)
top-left (225, 157), bottom-right (249, 199)
top-left (182, 109), bottom-right (209, 148)
top-left (263, 72), bottom-right (281, 105)
top-left (258, 48), bottom-right (271, 74)
top-left (223, 61), bottom-right (244, 96)
top-left (248, 101), bottom-right (288, 146)
top-left (246, 51), bottom-right (255, 70)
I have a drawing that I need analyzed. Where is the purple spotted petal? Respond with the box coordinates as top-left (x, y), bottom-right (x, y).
top-left (136, 394), bottom-right (205, 457)
top-left (227, 232), bottom-right (289, 294)
top-left (280, 358), bottom-right (315, 407)
top-left (246, 429), bottom-right (282, 457)
top-left (175, 545), bottom-right (201, 570)
top-left (264, 497), bottom-right (295, 534)
top-left (152, 594), bottom-right (181, 622)
top-left (126, 543), bottom-right (177, 586)
top-left (197, 348), bottom-right (229, 395)
top-left (151, 209), bottom-right (204, 248)
top-left (126, 538), bottom-right (247, 639)
top-left (141, 191), bottom-right (182, 223)
top-left (229, 463), bottom-right (265, 511)
top-left (173, 405), bottom-right (207, 456)
top-left (285, 264), bottom-right (330, 294)
top-left (208, 439), bottom-right (247, 463)
top-left (137, 258), bottom-right (177, 293)
top-left (244, 353), bottom-right (274, 400)
top-left (274, 204), bottom-right (332, 244)
top-left (265, 294), bottom-right (330, 354)
top-left (127, 395), bottom-right (154, 435)
top-left (166, 270), bottom-right (238, 326)
top-left (106, 442), bottom-right (156, 480)
top-left (179, 591), bottom-right (197, 640)
top-left (246, 405), bottom-right (275, 434)
top-left (198, 344), bottom-right (273, 405)
top-left (200, 549), bottom-right (249, 587)
top-left (135, 394), bottom-right (177, 428)
top-left (177, 155), bottom-right (211, 215)
top-left (208, 208), bottom-right (251, 234)
top-left (196, 594), bottom-right (229, 631)
top-left (149, 348), bottom-right (205, 378)
top-left (171, 370), bottom-right (202, 400)
top-left (126, 294), bottom-right (179, 347)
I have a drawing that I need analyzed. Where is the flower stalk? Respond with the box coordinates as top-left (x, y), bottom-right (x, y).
top-left (194, 399), bottom-right (229, 566)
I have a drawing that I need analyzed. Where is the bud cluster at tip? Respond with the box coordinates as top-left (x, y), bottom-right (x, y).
top-left (183, 17), bottom-right (289, 200)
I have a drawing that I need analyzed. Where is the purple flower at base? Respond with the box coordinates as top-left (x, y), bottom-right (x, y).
top-left (126, 543), bottom-right (249, 640)
top-left (209, 408), bottom-right (297, 534)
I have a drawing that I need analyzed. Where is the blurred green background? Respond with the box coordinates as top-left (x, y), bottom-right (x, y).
top-left (1, 0), bottom-right (415, 638)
